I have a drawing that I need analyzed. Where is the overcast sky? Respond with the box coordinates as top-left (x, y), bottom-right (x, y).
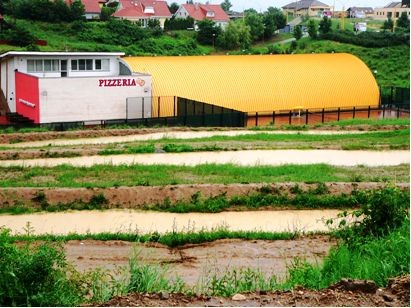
top-left (172, 0), bottom-right (393, 12)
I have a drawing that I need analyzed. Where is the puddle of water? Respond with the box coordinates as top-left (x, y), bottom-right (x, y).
top-left (0, 150), bottom-right (408, 168)
top-left (3, 130), bottom-right (370, 148)
top-left (0, 209), bottom-right (345, 235)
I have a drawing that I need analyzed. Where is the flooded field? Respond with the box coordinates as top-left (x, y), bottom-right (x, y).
top-left (0, 149), bottom-right (408, 168)
top-left (0, 209), bottom-right (346, 235)
top-left (1, 130), bottom-right (370, 148)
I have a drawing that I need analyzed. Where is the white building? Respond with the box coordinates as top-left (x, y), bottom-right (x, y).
top-left (0, 52), bottom-right (152, 124)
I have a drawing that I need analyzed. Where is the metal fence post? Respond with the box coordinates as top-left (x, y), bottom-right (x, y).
top-left (321, 108), bottom-right (324, 123)
top-left (173, 96), bottom-right (176, 117)
top-left (157, 97), bottom-right (161, 118)
top-left (352, 106), bottom-right (356, 119)
top-left (368, 105), bottom-right (371, 118)
top-left (337, 107), bottom-right (340, 121)
top-left (142, 97), bottom-right (145, 119)
top-left (255, 112), bottom-right (258, 126)
top-left (202, 103), bottom-right (205, 126)
top-left (397, 105), bottom-right (400, 118)
top-left (382, 105), bottom-right (386, 118)
top-left (305, 109), bottom-right (309, 124)
top-left (272, 111), bottom-right (275, 125)
top-left (289, 110), bottom-right (292, 125)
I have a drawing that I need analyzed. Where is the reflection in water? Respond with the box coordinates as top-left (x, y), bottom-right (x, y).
top-left (0, 209), bottom-right (354, 235)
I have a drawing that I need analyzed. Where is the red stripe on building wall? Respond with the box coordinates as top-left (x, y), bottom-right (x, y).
top-left (15, 72), bottom-right (40, 124)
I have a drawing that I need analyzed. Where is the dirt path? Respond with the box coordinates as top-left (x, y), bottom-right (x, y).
top-left (0, 150), bottom-right (407, 167)
top-left (1, 130), bottom-right (373, 148)
top-left (0, 209), bottom-right (350, 235)
top-left (65, 236), bottom-right (334, 285)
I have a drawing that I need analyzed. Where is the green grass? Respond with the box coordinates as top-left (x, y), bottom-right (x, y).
top-left (9, 228), bottom-right (299, 248)
top-left (294, 38), bottom-right (410, 88)
top-left (87, 129), bottom-right (411, 156)
top-left (282, 220), bottom-right (409, 289)
top-left (146, 187), bottom-right (382, 213)
top-left (0, 18), bottom-right (212, 56)
top-left (0, 163), bottom-right (408, 188)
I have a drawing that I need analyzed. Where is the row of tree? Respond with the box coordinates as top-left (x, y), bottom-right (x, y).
top-left (1, 0), bottom-right (85, 22)
top-left (196, 7), bottom-right (286, 50)
top-left (293, 12), bottom-right (410, 41)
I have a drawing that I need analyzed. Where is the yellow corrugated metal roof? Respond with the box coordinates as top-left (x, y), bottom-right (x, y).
top-left (124, 53), bottom-right (380, 113)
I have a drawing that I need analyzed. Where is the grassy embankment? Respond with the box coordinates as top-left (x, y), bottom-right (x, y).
top-left (0, 18), bottom-right (408, 87)
top-left (2, 183), bottom-right (409, 214)
top-left (95, 129), bottom-right (410, 154)
top-left (0, 163), bottom-right (409, 188)
top-left (1, 187), bottom-right (408, 305)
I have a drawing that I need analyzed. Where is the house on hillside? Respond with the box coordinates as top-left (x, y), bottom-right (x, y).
top-left (346, 7), bottom-right (374, 18)
top-left (282, 0), bottom-right (332, 17)
top-left (66, 0), bottom-right (107, 20)
top-left (374, 2), bottom-right (410, 19)
top-left (174, 3), bottom-right (230, 29)
top-left (113, 0), bottom-right (172, 28)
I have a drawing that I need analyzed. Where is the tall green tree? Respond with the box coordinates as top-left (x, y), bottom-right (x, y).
top-left (307, 19), bottom-right (318, 38)
top-left (69, 0), bottom-right (85, 21)
top-left (245, 11), bottom-right (264, 41)
top-left (262, 7), bottom-right (286, 38)
top-left (382, 18), bottom-right (394, 32)
top-left (220, 0), bottom-right (232, 12)
top-left (217, 20), bottom-right (251, 50)
top-left (168, 2), bottom-right (179, 14)
top-left (396, 11), bottom-right (410, 30)
top-left (196, 19), bottom-right (222, 45)
top-left (293, 25), bottom-right (302, 40)
top-left (318, 16), bottom-right (332, 35)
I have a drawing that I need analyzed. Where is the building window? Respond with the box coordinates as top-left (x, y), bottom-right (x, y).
top-left (72, 59), bottom-right (110, 71)
top-left (27, 59), bottom-right (59, 72)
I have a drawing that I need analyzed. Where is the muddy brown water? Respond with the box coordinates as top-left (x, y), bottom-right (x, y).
top-left (0, 209), bottom-right (351, 235)
top-left (0, 150), bottom-right (408, 168)
top-left (1, 130), bottom-right (370, 148)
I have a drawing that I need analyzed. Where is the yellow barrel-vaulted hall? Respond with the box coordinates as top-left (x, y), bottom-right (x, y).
top-left (124, 53), bottom-right (379, 114)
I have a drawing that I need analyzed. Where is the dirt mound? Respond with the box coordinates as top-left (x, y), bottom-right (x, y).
top-left (97, 275), bottom-right (410, 307)
top-left (1, 183), bottom-right (409, 210)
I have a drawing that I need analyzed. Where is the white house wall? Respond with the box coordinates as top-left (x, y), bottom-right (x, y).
top-left (39, 75), bottom-right (151, 123)
top-left (0, 58), bottom-right (17, 112)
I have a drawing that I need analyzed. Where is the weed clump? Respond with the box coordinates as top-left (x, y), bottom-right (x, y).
top-left (0, 228), bottom-right (83, 306)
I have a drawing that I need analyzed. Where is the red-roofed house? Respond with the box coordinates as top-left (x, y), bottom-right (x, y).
top-left (66, 0), bottom-right (107, 20)
top-left (174, 3), bottom-right (230, 29)
top-left (113, 0), bottom-right (172, 28)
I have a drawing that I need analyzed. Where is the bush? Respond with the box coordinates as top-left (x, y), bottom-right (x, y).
top-left (0, 228), bottom-right (82, 306)
top-left (321, 30), bottom-right (409, 47)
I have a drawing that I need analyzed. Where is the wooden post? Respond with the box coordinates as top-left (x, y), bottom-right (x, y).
top-left (321, 108), bottom-right (325, 123)
top-left (337, 107), bottom-right (340, 121)
top-left (367, 105), bottom-right (371, 118)
top-left (289, 110), bottom-right (292, 125)
top-left (382, 105), bottom-right (386, 118)
top-left (352, 106), bottom-right (356, 119)
top-left (173, 96), bottom-right (176, 117)
top-left (397, 105), bottom-right (400, 118)
top-left (272, 111), bottom-right (275, 125)
top-left (255, 112), bottom-right (258, 127)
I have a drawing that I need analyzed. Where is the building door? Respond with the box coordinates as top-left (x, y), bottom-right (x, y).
top-left (61, 60), bottom-right (67, 77)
